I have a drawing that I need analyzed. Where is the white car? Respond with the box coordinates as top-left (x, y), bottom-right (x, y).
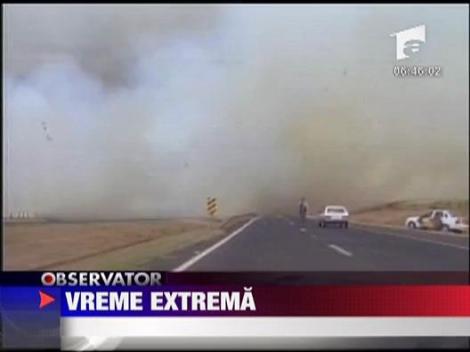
top-left (405, 209), bottom-right (468, 233)
top-left (318, 206), bottom-right (349, 228)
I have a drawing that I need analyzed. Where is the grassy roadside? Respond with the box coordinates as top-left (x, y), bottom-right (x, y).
top-left (3, 214), bottom-right (256, 270)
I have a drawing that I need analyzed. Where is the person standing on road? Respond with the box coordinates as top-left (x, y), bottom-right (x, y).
top-left (299, 197), bottom-right (309, 224)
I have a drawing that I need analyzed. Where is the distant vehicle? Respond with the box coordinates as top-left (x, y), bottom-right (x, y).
top-left (318, 206), bottom-right (349, 228)
top-left (405, 209), bottom-right (468, 233)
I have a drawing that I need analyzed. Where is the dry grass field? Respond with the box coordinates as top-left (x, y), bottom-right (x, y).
top-left (3, 215), bottom-right (254, 270)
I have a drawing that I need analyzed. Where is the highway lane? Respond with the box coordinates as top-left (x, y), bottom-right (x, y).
top-left (175, 215), bottom-right (469, 272)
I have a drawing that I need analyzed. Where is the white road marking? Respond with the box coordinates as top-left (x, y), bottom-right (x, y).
top-left (356, 226), bottom-right (469, 251)
top-left (173, 216), bottom-right (260, 272)
top-left (328, 244), bottom-right (353, 257)
top-left (300, 227), bottom-right (307, 232)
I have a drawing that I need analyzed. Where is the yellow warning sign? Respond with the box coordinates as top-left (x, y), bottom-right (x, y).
top-left (207, 197), bottom-right (217, 217)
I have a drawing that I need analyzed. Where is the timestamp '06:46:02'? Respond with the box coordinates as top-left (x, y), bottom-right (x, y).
top-left (393, 65), bottom-right (442, 78)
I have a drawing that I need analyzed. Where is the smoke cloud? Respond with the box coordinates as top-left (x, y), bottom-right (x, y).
top-left (3, 5), bottom-right (469, 218)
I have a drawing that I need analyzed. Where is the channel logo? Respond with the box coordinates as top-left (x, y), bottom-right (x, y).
top-left (390, 24), bottom-right (426, 60)
top-left (41, 272), bottom-right (163, 286)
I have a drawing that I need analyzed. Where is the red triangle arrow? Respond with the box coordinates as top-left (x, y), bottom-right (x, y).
top-left (39, 290), bottom-right (55, 309)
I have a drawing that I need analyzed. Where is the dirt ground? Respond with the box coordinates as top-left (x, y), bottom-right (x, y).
top-left (3, 216), bottom-right (253, 270)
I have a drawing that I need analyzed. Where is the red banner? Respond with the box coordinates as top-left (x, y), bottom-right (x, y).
top-left (247, 285), bottom-right (470, 316)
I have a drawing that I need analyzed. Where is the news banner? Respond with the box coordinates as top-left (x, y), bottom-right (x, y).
top-left (1, 271), bottom-right (470, 349)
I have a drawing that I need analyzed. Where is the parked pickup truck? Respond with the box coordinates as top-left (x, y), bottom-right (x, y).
top-left (405, 209), bottom-right (468, 233)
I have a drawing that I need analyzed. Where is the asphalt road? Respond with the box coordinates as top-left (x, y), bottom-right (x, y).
top-left (175, 215), bottom-right (469, 272)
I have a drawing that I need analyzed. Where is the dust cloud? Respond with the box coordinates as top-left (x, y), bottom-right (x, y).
top-left (3, 5), bottom-right (469, 218)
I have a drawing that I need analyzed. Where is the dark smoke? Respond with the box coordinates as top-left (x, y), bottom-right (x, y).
top-left (3, 5), bottom-right (469, 218)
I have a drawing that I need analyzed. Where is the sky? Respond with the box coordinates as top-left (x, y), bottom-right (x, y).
top-left (3, 4), bottom-right (469, 218)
